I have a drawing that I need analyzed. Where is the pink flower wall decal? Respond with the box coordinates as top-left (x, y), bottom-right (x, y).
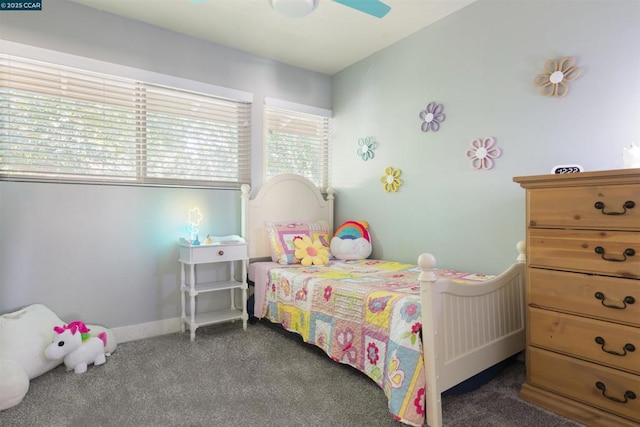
top-left (466, 137), bottom-right (502, 170)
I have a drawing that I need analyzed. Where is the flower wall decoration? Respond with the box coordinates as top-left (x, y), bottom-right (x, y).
top-left (465, 137), bottom-right (502, 170)
top-left (533, 57), bottom-right (581, 98)
top-left (380, 167), bottom-right (403, 192)
top-left (357, 136), bottom-right (376, 161)
top-left (419, 102), bottom-right (445, 132)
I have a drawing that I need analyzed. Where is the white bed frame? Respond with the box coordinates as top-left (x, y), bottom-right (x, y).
top-left (241, 174), bottom-right (526, 427)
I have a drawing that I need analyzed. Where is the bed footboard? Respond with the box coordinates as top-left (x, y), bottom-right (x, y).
top-left (420, 242), bottom-right (526, 427)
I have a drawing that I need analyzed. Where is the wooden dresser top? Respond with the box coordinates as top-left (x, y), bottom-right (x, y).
top-left (514, 168), bottom-right (640, 189)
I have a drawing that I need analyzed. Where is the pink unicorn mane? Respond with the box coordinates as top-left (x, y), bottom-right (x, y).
top-left (53, 321), bottom-right (92, 342)
top-left (67, 321), bottom-right (91, 334)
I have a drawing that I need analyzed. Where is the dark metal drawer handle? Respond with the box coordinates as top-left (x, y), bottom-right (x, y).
top-left (594, 200), bottom-right (635, 215)
top-left (595, 336), bottom-right (636, 356)
top-left (594, 292), bottom-right (635, 309)
top-left (595, 381), bottom-right (637, 404)
top-left (594, 246), bottom-right (635, 262)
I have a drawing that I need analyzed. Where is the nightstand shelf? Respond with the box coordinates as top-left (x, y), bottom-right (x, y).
top-left (178, 241), bottom-right (248, 341)
top-left (190, 308), bottom-right (244, 327)
top-left (182, 280), bottom-right (245, 294)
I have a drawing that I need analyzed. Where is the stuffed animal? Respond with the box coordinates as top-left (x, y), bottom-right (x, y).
top-left (44, 321), bottom-right (109, 374)
top-left (0, 304), bottom-right (117, 411)
top-left (330, 220), bottom-right (372, 260)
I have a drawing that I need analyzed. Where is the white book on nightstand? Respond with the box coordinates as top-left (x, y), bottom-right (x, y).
top-left (179, 235), bottom-right (245, 246)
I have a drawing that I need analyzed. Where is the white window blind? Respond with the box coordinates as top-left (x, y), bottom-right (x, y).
top-left (264, 99), bottom-right (331, 190)
top-left (0, 53), bottom-right (251, 188)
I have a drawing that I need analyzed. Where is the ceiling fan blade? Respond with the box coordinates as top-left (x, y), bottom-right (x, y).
top-left (333, 0), bottom-right (391, 18)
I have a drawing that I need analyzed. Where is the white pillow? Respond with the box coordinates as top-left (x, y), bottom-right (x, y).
top-left (0, 304), bottom-right (66, 379)
top-left (0, 359), bottom-right (29, 411)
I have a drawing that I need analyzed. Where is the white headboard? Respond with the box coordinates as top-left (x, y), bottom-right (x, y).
top-left (241, 174), bottom-right (335, 260)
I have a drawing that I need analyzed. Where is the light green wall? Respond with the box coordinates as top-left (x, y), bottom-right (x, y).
top-left (331, 0), bottom-right (640, 273)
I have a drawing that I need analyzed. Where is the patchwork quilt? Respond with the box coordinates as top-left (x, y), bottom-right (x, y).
top-left (259, 259), bottom-right (493, 426)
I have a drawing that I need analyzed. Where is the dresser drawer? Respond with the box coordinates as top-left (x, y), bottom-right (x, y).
top-left (527, 185), bottom-right (640, 230)
top-left (529, 228), bottom-right (640, 278)
top-left (178, 243), bottom-right (248, 264)
top-left (529, 347), bottom-right (640, 422)
top-left (529, 307), bottom-right (640, 373)
top-left (528, 269), bottom-right (640, 327)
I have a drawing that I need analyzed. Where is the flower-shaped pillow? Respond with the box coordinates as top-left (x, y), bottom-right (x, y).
top-left (294, 235), bottom-right (330, 266)
top-left (266, 220), bottom-right (331, 264)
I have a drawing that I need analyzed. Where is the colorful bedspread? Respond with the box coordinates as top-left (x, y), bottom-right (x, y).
top-left (258, 259), bottom-right (493, 426)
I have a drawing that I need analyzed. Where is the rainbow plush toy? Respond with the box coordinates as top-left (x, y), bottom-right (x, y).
top-left (330, 220), bottom-right (372, 260)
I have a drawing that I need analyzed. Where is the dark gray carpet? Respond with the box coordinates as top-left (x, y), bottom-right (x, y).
top-left (0, 321), bottom-right (581, 427)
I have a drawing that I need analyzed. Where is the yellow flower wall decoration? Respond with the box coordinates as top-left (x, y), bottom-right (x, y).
top-left (380, 167), bottom-right (403, 192)
top-left (534, 57), bottom-right (580, 98)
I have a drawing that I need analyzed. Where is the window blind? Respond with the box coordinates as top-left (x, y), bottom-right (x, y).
top-left (0, 54), bottom-right (251, 188)
top-left (264, 103), bottom-right (331, 190)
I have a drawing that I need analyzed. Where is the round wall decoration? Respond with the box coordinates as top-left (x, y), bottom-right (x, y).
top-left (465, 137), bottom-right (502, 170)
top-left (419, 102), bottom-right (445, 132)
top-left (533, 57), bottom-right (580, 98)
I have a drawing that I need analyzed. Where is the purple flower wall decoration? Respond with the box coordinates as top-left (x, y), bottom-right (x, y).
top-left (419, 102), bottom-right (446, 132)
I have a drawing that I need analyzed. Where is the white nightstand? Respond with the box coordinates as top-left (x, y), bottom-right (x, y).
top-left (178, 241), bottom-right (248, 341)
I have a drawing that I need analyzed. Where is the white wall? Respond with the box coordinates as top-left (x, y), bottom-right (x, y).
top-left (0, 0), bottom-right (331, 329)
top-left (331, 0), bottom-right (640, 273)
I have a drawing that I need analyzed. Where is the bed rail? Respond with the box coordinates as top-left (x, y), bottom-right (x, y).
top-left (420, 241), bottom-right (526, 427)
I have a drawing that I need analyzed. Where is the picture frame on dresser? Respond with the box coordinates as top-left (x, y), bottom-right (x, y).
top-left (514, 168), bottom-right (640, 427)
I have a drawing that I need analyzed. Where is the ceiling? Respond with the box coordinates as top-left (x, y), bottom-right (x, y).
top-left (67, 0), bottom-right (476, 75)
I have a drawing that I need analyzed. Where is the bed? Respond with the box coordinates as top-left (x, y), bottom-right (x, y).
top-left (240, 174), bottom-right (526, 427)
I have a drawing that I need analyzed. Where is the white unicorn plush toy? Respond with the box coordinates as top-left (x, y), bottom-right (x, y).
top-left (44, 321), bottom-right (109, 374)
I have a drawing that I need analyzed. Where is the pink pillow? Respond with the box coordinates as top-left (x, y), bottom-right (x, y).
top-left (266, 220), bottom-right (331, 264)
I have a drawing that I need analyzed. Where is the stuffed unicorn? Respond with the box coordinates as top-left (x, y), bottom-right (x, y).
top-left (44, 321), bottom-right (109, 374)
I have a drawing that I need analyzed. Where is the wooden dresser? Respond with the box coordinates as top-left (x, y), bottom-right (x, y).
top-left (514, 168), bottom-right (640, 426)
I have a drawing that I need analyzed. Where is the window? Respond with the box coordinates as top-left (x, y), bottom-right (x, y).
top-left (0, 51), bottom-right (251, 188)
top-left (263, 98), bottom-right (331, 190)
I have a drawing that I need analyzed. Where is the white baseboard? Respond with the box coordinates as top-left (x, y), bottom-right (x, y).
top-left (111, 317), bottom-right (182, 344)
